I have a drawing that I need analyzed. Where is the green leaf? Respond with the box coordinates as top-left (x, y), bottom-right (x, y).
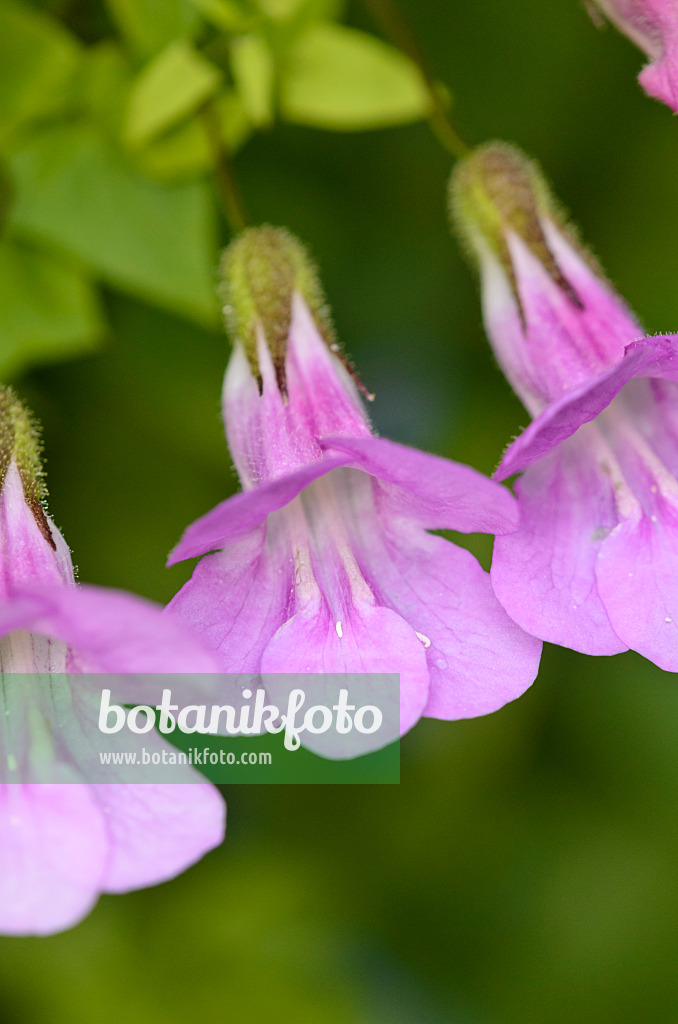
top-left (0, 236), bottom-right (102, 378)
top-left (8, 124), bottom-right (218, 325)
top-left (188, 0), bottom-right (253, 32)
top-left (134, 91), bottom-right (251, 181)
top-left (279, 22), bottom-right (430, 130)
top-left (70, 43), bottom-right (133, 133)
top-left (0, 0), bottom-right (80, 147)
top-left (230, 35), bottom-right (274, 126)
top-left (124, 40), bottom-right (222, 148)
top-left (105, 0), bottom-right (202, 57)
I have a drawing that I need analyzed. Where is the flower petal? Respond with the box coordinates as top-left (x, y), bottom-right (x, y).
top-left (0, 463), bottom-right (74, 601)
top-left (628, 333), bottom-right (678, 383)
top-left (167, 455), bottom-right (350, 564)
top-left (420, 537), bottom-right (541, 718)
top-left (487, 225), bottom-right (642, 410)
top-left (497, 335), bottom-right (678, 480)
top-left (597, 497), bottom-right (678, 671)
top-left (94, 783), bottom-right (225, 892)
top-left (285, 293), bottom-right (370, 441)
top-left (166, 524), bottom-right (291, 671)
top-left (492, 431), bottom-right (627, 655)
top-left (223, 331), bottom-right (327, 488)
top-left (333, 476), bottom-right (541, 718)
top-left (639, 47), bottom-right (678, 113)
top-left (222, 296), bottom-right (370, 489)
top-left (319, 435), bottom-right (519, 534)
top-left (496, 346), bottom-right (648, 480)
top-left (0, 782), bottom-right (106, 935)
top-left (2, 583), bottom-right (221, 673)
top-left (380, 533), bottom-right (540, 719)
top-left (261, 592), bottom-right (429, 739)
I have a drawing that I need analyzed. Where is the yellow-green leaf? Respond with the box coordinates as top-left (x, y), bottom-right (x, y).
top-left (189, 0), bottom-right (253, 32)
top-left (71, 43), bottom-right (132, 134)
top-left (124, 40), bottom-right (222, 148)
top-left (230, 35), bottom-right (275, 127)
top-left (280, 22), bottom-right (430, 130)
top-left (8, 124), bottom-right (218, 325)
top-left (135, 91), bottom-right (251, 181)
top-left (105, 0), bottom-right (201, 57)
top-left (0, 0), bottom-right (80, 147)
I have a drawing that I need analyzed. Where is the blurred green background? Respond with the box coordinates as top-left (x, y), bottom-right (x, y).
top-left (3, 0), bottom-right (678, 1020)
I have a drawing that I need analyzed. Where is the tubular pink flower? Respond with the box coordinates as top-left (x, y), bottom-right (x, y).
top-left (595, 0), bottom-right (678, 113)
top-left (452, 142), bottom-right (678, 668)
top-left (166, 227), bottom-right (541, 734)
top-left (0, 390), bottom-right (225, 936)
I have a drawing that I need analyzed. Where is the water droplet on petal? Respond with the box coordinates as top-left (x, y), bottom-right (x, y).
top-left (650, 514), bottom-right (658, 523)
top-left (415, 631), bottom-right (431, 648)
top-left (666, 617), bottom-right (673, 623)
top-left (335, 620), bottom-right (343, 639)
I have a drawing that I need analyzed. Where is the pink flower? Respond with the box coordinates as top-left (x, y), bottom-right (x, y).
top-left (595, 0), bottom-right (678, 112)
top-left (452, 141), bottom-right (678, 667)
top-left (0, 389), bottom-right (225, 935)
top-left (166, 227), bottom-right (541, 732)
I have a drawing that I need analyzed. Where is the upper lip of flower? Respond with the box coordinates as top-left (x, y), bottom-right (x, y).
top-left (494, 335), bottom-right (677, 482)
top-left (168, 433), bottom-right (522, 567)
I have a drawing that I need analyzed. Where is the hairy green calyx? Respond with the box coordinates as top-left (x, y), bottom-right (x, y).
top-left (450, 141), bottom-right (589, 314)
top-left (0, 387), bottom-right (53, 547)
top-left (219, 226), bottom-right (335, 390)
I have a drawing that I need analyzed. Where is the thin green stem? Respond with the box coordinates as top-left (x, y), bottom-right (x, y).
top-left (360, 0), bottom-right (470, 160)
top-left (200, 100), bottom-right (250, 234)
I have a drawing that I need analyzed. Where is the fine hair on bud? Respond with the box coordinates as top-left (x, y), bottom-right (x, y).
top-left (218, 225), bottom-right (335, 386)
top-left (449, 140), bottom-right (603, 310)
top-left (0, 385), bottom-right (54, 547)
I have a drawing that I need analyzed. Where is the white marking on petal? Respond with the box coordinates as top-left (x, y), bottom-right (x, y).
top-left (666, 617), bottom-right (673, 623)
top-left (0, 632), bottom-right (67, 673)
top-left (416, 631), bottom-right (431, 648)
top-left (335, 621), bottom-right (343, 639)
